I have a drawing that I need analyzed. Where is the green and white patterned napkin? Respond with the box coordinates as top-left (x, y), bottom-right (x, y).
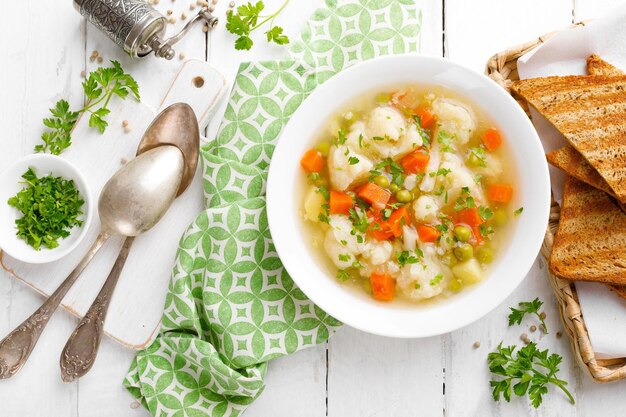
top-left (124, 1), bottom-right (421, 415)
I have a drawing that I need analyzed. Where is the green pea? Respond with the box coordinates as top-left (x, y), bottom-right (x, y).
top-left (389, 183), bottom-right (400, 193)
top-left (454, 225), bottom-right (472, 242)
top-left (448, 278), bottom-right (463, 292)
top-left (476, 246), bottom-right (494, 264)
top-left (315, 142), bottom-right (331, 157)
top-left (454, 243), bottom-right (474, 261)
top-left (376, 92), bottom-right (391, 103)
top-left (373, 175), bottom-right (390, 188)
top-left (467, 153), bottom-right (482, 167)
top-left (396, 189), bottom-right (413, 203)
top-left (492, 208), bottom-right (508, 226)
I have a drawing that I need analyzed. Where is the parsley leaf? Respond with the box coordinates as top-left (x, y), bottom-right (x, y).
top-left (35, 61), bottom-right (140, 155)
top-left (508, 298), bottom-right (548, 333)
top-left (478, 206), bottom-right (493, 221)
top-left (8, 168), bottom-right (84, 250)
top-left (336, 269), bottom-right (351, 282)
top-left (488, 342), bottom-right (574, 408)
top-left (397, 250), bottom-right (422, 267)
top-left (429, 168), bottom-right (451, 178)
top-left (437, 130), bottom-right (455, 152)
top-left (469, 146), bottom-right (487, 167)
top-left (514, 207), bottom-right (524, 216)
top-left (430, 273), bottom-right (443, 286)
top-left (348, 156), bottom-right (360, 165)
top-left (226, 0), bottom-right (291, 50)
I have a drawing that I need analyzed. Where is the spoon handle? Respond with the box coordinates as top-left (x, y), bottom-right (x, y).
top-left (0, 232), bottom-right (110, 379)
top-left (60, 236), bottom-right (135, 382)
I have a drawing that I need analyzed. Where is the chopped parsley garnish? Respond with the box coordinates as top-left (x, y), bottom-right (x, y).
top-left (479, 223), bottom-right (494, 238)
top-left (469, 147), bottom-right (487, 167)
top-left (478, 206), bottom-right (493, 221)
top-left (397, 250), bottom-right (422, 267)
top-left (335, 129), bottom-right (347, 145)
top-left (454, 195), bottom-right (476, 211)
top-left (338, 254), bottom-right (351, 262)
top-left (430, 273), bottom-right (444, 286)
top-left (8, 168), bottom-right (84, 250)
top-left (429, 168), bottom-right (451, 178)
top-left (318, 203), bottom-right (330, 224)
top-left (308, 172), bottom-right (320, 183)
top-left (414, 282), bottom-right (421, 290)
top-left (514, 207), bottom-right (524, 216)
top-left (336, 269), bottom-right (351, 282)
top-left (348, 207), bottom-right (370, 234)
top-left (434, 185), bottom-right (445, 196)
top-left (370, 158), bottom-right (405, 187)
top-left (348, 156), bottom-right (360, 165)
top-left (358, 134), bottom-right (365, 148)
top-left (382, 208), bottom-right (392, 220)
top-left (371, 136), bottom-right (386, 141)
top-left (316, 185), bottom-right (330, 201)
top-left (437, 131), bottom-right (455, 152)
top-left (412, 115), bottom-right (431, 147)
top-left (340, 239), bottom-right (347, 246)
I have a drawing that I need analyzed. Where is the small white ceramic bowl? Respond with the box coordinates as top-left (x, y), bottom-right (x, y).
top-left (267, 55), bottom-right (550, 338)
top-left (0, 154), bottom-right (93, 264)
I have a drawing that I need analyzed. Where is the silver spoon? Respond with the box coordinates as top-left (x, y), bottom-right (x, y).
top-left (0, 145), bottom-right (184, 379)
top-left (59, 104), bottom-right (199, 382)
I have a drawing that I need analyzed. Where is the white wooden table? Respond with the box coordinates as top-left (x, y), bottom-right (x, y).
top-left (2, 0), bottom-right (626, 416)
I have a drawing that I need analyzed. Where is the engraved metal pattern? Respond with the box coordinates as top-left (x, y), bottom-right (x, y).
top-left (78, 0), bottom-right (152, 47)
top-left (60, 236), bottom-right (135, 382)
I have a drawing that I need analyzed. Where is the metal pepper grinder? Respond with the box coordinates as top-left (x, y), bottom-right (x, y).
top-left (73, 0), bottom-right (218, 59)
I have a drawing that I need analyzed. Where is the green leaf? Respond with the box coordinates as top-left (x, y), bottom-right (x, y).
top-left (235, 35), bottom-right (254, 50)
top-left (266, 26), bottom-right (289, 45)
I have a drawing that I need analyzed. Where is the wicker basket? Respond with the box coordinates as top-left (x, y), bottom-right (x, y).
top-left (485, 22), bottom-right (626, 383)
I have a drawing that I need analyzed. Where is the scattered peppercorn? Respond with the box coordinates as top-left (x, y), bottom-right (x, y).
top-left (473, 341), bottom-right (480, 349)
top-left (529, 325), bottom-right (537, 333)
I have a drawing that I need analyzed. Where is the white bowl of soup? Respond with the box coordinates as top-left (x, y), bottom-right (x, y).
top-left (267, 55), bottom-right (550, 338)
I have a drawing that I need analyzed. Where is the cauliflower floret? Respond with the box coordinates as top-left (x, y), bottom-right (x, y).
top-left (402, 225), bottom-right (419, 251)
top-left (474, 152), bottom-right (503, 181)
top-left (431, 98), bottom-right (476, 145)
top-left (439, 153), bottom-right (485, 205)
top-left (361, 240), bottom-right (393, 265)
top-left (344, 121), bottom-right (367, 151)
top-left (396, 245), bottom-right (450, 300)
top-left (419, 141), bottom-right (441, 192)
top-left (413, 195), bottom-right (440, 224)
top-left (327, 145), bottom-right (373, 191)
top-left (367, 106), bottom-right (406, 141)
top-left (324, 215), bottom-right (365, 268)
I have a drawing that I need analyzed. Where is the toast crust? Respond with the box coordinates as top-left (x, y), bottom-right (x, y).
top-left (513, 75), bottom-right (626, 202)
top-left (549, 177), bottom-right (626, 284)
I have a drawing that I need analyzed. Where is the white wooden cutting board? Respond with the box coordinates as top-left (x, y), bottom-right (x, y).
top-left (0, 59), bottom-right (226, 349)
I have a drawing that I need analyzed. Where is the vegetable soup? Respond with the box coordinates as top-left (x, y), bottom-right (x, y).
top-left (298, 85), bottom-right (521, 303)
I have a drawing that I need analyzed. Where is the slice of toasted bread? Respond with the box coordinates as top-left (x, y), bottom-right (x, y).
top-left (549, 176), bottom-right (626, 284)
top-left (609, 284), bottom-right (626, 300)
top-left (546, 145), bottom-right (616, 197)
top-left (512, 75), bottom-right (626, 202)
top-left (587, 55), bottom-right (623, 76)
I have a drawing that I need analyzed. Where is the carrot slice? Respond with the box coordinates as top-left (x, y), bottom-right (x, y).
top-left (370, 273), bottom-right (395, 301)
top-left (414, 107), bottom-right (435, 129)
top-left (358, 182), bottom-right (391, 209)
top-left (417, 225), bottom-right (439, 243)
top-left (487, 184), bottom-right (513, 203)
top-left (457, 207), bottom-right (482, 227)
top-left (401, 150), bottom-right (430, 174)
top-left (482, 127), bottom-right (502, 152)
top-left (300, 149), bottom-right (325, 173)
top-left (329, 191), bottom-right (353, 215)
top-left (388, 206), bottom-right (411, 237)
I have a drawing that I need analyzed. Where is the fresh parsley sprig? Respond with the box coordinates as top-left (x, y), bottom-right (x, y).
top-left (488, 342), bottom-right (574, 408)
top-left (226, 0), bottom-right (291, 51)
top-left (508, 298), bottom-right (548, 333)
top-left (35, 61), bottom-right (140, 155)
